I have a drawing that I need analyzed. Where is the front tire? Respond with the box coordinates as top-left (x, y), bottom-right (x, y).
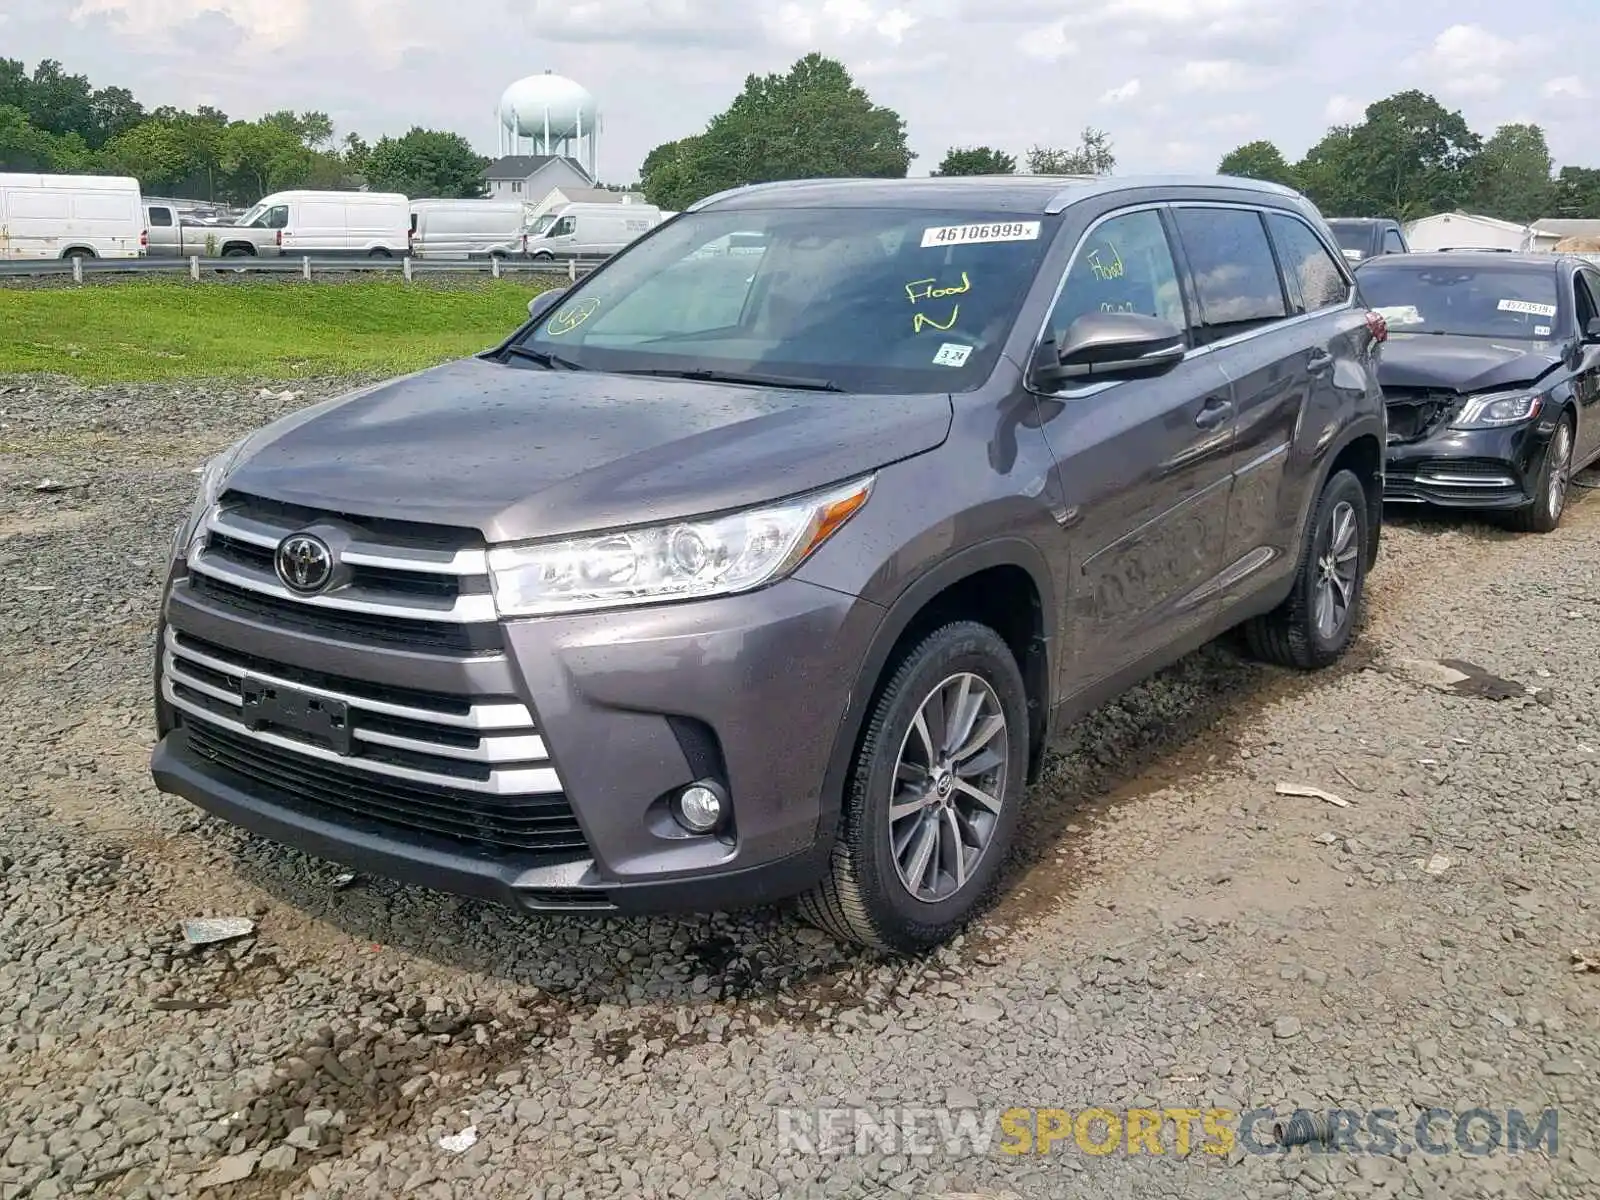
top-left (797, 621), bottom-right (1028, 953)
top-left (1508, 414), bottom-right (1573, 533)
top-left (1243, 468), bottom-right (1369, 670)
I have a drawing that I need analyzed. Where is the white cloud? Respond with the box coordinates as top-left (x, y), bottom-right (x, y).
top-left (1410, 23), bottom-right (1532, 97)
top-left (1543, 76), bottom-right (1591, 101)
top-left (1017, 18), bottom-right (1077, 61)
top-left (1174, 59), bottom-right (1260, 91)
top-left (1099, 79), bottom-right (1141, 104)
top-left (766, 0), bottom-right (917, 45)
top-left (1324, 94), bottom-right (1364, 124)
top-left (70, 0), bottom-right (312, 48)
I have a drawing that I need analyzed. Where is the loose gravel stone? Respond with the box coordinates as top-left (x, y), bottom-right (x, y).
top-left (2, 374), bottom-right (1598, 1198)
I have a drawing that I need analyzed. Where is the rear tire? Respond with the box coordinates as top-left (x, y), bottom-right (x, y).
top-left (368, 248), bottom-right (392, 259)
top-left (1508, 414), bottom-right (1572, 533)
top-left (797, 621), bottom-right (1028, 953)
top-left (1243, 468), bottom-right (1369, 670)
top-left (221, 247), bottom-right (252, 258)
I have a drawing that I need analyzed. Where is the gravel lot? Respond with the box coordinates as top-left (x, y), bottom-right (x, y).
top-left (2, 373), bottom-right (1598, 1200)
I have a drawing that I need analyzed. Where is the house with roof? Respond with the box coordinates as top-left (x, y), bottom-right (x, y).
top-left (479, 154), bottom-right (594, 203)
top-left (1529, 218), bottom-right (1600, 252)
top-left (1403, 211), bottom-right (1534, 252)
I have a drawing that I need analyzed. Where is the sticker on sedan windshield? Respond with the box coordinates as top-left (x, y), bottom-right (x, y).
top-left (921, 221), bottom-right (1041, 248)
top-left (932, 343), bottom-right (973, 367)
top-left (1498, 299), bottom-right (1557, 317)
top-left (1375, 305), bottom-right (1423, 326)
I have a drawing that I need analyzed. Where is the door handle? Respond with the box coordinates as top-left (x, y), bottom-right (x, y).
top-left (1307, 349), bottom-right (1334, 374)
top-left (1194, 396), bottom-right (1233, 429)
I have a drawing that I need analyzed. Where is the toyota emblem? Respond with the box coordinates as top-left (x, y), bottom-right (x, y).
top-left (275, 533), bottom-right (334, 594)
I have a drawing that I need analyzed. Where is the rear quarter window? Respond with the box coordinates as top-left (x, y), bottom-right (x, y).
top-left (1266, 213), bottom-right (1351, 311)
top-left (1172, 206), bottom-right (1289, 344)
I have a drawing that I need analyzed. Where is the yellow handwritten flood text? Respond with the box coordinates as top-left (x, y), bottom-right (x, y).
top-left (912, 306), bottom-right (960, 333)
top-left (905, 272), bottom-right (973, 303)
top-left (546, 297), bottom-right (599, 335)
top-left (1087, 244), bottom-right (1125, 281)
top-left (996, 1108), bottom-right (1236, 1156)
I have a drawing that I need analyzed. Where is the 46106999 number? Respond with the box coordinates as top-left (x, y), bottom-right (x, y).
top-left (921, 221), bottom-right (1042, 248)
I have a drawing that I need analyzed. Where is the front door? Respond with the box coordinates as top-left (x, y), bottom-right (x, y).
top-left (1033, 206), bottom-right (1236, 688)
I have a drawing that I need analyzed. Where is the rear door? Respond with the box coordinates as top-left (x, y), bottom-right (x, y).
top-left (1168, 204), bottom-right (1333, 601)
top-left (1032, 204), bottom-right (1236, 686)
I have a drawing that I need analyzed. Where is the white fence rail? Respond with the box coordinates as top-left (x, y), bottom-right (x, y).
top-left (0, 254), bottom-right (604, 283)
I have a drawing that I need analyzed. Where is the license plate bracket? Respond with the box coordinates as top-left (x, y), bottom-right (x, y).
top-left (241, 679), bottom-right (353, 755)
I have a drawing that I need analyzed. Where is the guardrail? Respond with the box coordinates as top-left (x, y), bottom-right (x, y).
top-left (0, 253), bottom-right (605, 283)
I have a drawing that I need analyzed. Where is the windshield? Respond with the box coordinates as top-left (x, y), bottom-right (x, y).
top-left (527, 212), bottom-right (557, 235)
top-left (1326, 222), bottom-right (1372, 259)
top-left (509, 206), bottom-right (1056, 393)
top-left (238, 202), bottom-right (267, 226)
top-left (1360, 264), bottom-right (1562, 339)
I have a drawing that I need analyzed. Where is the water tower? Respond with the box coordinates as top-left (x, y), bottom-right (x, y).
top-left (497, 71), bottom-right (600, 180)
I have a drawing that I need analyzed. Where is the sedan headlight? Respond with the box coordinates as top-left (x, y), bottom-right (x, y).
top-left (1451, 391), bottom-right (1543, 429)
top-left (488, 475), bottom-right (875, 617)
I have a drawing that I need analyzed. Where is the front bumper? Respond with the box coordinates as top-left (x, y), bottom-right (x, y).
top-left (151, 567), bottom-right (883, 915)
top-left (1383, 419), bottom-right (1552, 510)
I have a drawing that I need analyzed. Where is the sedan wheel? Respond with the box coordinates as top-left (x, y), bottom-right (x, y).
top-left (1511, 414), bottom-right (1574, 533)
top-left (1313, 500), bottom-right (1361, 642)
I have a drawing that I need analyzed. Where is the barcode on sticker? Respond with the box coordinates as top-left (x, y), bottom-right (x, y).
top-left (921, 221), bottom-right (1041, 248)
top-left (1498, 299), bottom-right (1557, 317)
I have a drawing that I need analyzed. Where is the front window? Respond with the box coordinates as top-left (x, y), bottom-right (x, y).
top-left (249, 205), bottom-right (287, 230)
top-left (238, 202), bottom-right (266, 226)
top-left (1360, 264), bottom-right (1562, 339)
top-left (508, 206), bottom-right (1057, 394)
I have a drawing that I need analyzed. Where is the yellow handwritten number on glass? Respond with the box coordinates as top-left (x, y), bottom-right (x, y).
top-left (546, 298), bottom-right (600, 336)
top-left (913, 306), bottom-right (960, 333)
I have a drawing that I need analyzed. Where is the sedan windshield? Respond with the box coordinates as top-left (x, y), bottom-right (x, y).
top-left (509, 206), bottom-right (1058, 393)
top-left (1359, 264), bottom-right (1562, 339)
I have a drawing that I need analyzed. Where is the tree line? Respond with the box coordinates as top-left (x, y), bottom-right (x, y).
top-left (1217, 90), bottom-right (1600, 223)
top-left (0, 58), bottom-right (491, 203)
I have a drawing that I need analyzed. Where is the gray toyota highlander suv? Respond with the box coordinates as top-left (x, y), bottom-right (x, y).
top-left (151, 174), bottom-right (1388, 952)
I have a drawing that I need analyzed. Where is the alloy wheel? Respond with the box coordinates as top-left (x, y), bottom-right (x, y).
top-left (1313, 500), bottom-right (1360, 642)
top-left (888, 672), bottom-right (1010, 903)
top-left (1549, 421), bottom-right (1573, 519)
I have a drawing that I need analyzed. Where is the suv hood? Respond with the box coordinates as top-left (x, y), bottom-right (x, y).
top-left (223, 356), bottom-right (954, 542)
top-left (1378, 332), bottom-right (1563, 394)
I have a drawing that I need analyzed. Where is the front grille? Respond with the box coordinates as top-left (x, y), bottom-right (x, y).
top-left (1384, 389), bottom-right (1458, 444)
top-left (183, 490), bottom-right (499, 658)
top-left (161, 628), bottom-right (588, 858)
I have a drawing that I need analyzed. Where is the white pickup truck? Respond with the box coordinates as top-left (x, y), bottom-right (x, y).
top-left (144, 202), bottom-right (278, 258)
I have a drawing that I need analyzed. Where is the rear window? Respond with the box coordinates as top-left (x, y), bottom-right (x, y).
top-left (1359, 263), bottom-right (1562, 339)
top-left (1172, 207), bottom-right (1289, 344)
top-left (1326, 222), bottom-right (1373, 258)
top-left (510, 205), bottom-right (1058, 393)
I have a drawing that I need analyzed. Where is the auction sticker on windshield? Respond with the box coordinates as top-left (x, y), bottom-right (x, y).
top-left (932, 343), bottom-right (973, 367)
top-left (1498, 299), bottom-right (1557, 317)
top-left (921, 221), bottom-right (1041, 248)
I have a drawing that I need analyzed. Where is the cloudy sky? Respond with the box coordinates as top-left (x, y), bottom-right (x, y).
top-left (5, 0), bottom-right (1598, 184)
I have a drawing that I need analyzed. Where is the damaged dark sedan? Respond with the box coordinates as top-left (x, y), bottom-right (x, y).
top-left (1357, 251), bottom-right (1600, 531)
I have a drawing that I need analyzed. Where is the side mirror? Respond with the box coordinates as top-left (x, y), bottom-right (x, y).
top-left (527, 288), bottom-right (566, 321)
top-left (1585, 317), bottom-right (1600, 342)
top-left (1036, 312), bottom-right (1187, 384)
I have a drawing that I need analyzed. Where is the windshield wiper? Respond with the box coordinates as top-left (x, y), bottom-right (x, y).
top-left (503, 344), bottom-right (586, 370)
top-left (614, 367), bottom-right (843, 392)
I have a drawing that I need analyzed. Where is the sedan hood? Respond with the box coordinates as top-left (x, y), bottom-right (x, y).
top-left (223, 357), bottom-right (953, 541)
top-left (1378, 332), bottom-right (1564, 394)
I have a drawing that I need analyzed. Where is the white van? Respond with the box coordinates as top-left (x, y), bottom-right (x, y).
top-left (237, 190), bottom-right (410, 257)
top-left (522, 202), bottom-right (663, 260)
top-left (0, 173), bottom-right (145, 260)
top-left (409, 199), bottom-right (529, 259)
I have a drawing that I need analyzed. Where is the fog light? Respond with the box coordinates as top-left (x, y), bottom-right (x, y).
top-left (675, 782), bottom-right (726, 834)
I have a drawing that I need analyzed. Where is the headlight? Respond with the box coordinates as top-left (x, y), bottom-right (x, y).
top-left (1451, 391), bottom-right (1543, 429)
top-left (172, 433), bottom-right (252, 560)
top-left (488, 475), bottom-right (875, 617)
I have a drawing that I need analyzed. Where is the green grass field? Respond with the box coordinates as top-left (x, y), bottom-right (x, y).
top-left (0, 277), bottom-right (552, 383)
